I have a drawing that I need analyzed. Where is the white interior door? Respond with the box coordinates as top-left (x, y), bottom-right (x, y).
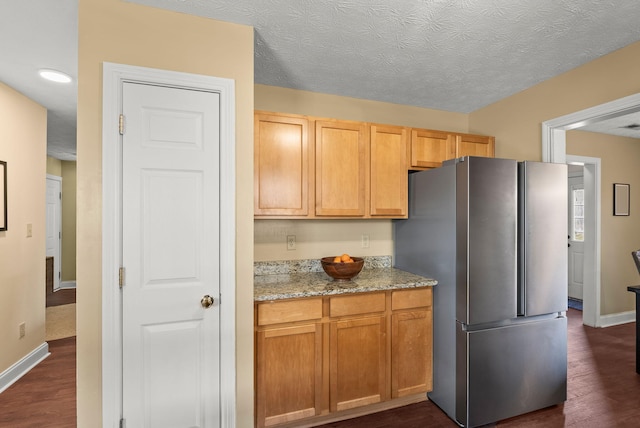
top-left (568, 174), bottom-right (584, 300)
top-left (121, 82), bottom-right (221, 428)
top-left (46, 176), bottom-right (61, 291)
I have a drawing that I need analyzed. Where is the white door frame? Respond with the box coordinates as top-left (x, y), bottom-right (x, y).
top-left (542, 92), bottom-right (640, 327)
top-left (46, 174), bottom-right (62, 291)
top-left (101, 62), bottom-right (236, 427)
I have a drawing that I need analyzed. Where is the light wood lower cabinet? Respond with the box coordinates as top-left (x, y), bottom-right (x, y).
top-left (256, 324), bottom-right (323, 427)
top-left (329, 293), bottom-right (387, 412)
top-left (256, 298), bottom-right (323, 427)
top-left (255, 288), bottom-right (433, 427)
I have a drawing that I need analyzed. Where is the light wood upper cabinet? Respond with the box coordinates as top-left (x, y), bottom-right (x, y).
top-left (254, 111), bottom-right (494, 217)
top-left (254, 112), bottom-right (311, 216)
top-left (455, 133), bottom-right (495, 158)
top-left (370, 125), bottom-right (408, 218)
top-left (409, 129), bottom-right (495, 171)
top-left (315, 119), bottom-right (368, 217)
top-left (410, 129), bottom-right (455, 169)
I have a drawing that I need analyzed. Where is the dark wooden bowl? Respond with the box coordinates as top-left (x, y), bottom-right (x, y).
top-left (321, 257), bottom-right (364, 281)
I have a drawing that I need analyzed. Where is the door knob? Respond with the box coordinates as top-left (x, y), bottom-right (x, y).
top-left (201, 295), bottom-right (214, 309)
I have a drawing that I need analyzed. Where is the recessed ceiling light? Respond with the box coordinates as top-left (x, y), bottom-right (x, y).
top-left (38, 69), bottom-right (72, 83)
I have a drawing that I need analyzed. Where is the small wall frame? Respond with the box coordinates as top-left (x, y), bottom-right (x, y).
top-left (0, 160), bottom-right (6, 231)
top-left (613, 183), bottom-right (630, 216)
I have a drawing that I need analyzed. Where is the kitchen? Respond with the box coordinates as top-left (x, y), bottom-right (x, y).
top-left (253, 85), bottom-right (573, 427)
top-left (4, 2), bottom-right (640, 427)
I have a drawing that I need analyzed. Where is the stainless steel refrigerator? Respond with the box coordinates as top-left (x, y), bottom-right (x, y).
top-left (394, 156), bottom-right (568, 428)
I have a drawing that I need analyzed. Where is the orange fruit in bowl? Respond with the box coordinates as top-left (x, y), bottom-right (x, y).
top-left (333, 256), bottom-right (341, 263)
top-left (340, 253), bottom-right (352, 262)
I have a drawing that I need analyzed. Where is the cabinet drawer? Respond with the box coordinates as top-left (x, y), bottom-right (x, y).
top-left (257, 298), bottom-right (323, 326)
top-left (330, 293), bottom-right (385, 317)
top-left (392, 288), bottom-right (432, 311)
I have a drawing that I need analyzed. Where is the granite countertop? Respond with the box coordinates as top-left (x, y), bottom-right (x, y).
top-left (254, 256), bottom-right (437, 301)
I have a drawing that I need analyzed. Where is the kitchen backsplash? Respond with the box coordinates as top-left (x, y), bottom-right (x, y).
top-left (254, 255), bottom-right (392, 276)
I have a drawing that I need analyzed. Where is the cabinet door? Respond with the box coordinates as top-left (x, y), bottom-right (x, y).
top-left (370, 124), bottom-right (408, 217)
top-left (315, 120), bottom-right (367, 216)
top-left (456, 134), bottom-right (495, 158)
top-left (410, 129), bottom-right (455, 169)
top-left (391, 308), bottom-right (433, 398)
top-left (330, 316), bottom-right (387, 412)
top-left (256, 323), bottom-right (322, 428)
top-left (254, 113), bottom-right (310, 216)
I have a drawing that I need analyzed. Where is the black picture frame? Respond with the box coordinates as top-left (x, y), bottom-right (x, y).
top-left (0, 160), bottom-right (6, 231)
top-left (613, 183), bottom-right (630, 216)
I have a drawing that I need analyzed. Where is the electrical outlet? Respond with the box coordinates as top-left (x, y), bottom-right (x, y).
top-left (287, 235), bottom-right (296, 250)
top-left (19, 322), bottom-right (25, 339)
top-left (361, 234), bottom-right (370, 248)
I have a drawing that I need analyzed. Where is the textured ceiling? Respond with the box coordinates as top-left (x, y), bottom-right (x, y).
top-left (3, 0), bottom-right (640, 162)
top-left (131, 0), bottom-right (640, 113)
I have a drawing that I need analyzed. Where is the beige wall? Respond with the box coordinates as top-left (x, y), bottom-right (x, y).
top-left (0, 83), bottom-right (47, 374)
top-left (469, 41), bottom-right (640, 161)
top-left (567, 130), bottom-right (640, 314)
top-left (255, 219), bottom-right (394, 261)
top-left (469, 40), bottom-right (640, 315)
top-left (254, 85), bottom-right (469, 262)
top-left (77, 0), bottom-right (254, 426)
top-left (256, 84), bottom-right (469, 132)
top-left (46, 156), bottom-right (62, 176)
top-left (61, 161), bottom-right (76, 282)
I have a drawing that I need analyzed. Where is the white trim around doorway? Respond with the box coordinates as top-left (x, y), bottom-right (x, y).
top-left (542, 92), bottom-right (640, 328)
top-left (101, 62), bottom-right (237, 427)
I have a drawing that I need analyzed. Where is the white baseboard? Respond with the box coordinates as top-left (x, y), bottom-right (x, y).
top-left (0, 342), bottom-right (50, 394)
top-left (60, 281), bottom-right (76, 289)
top-left (599, 310), bottom-right (635, 327)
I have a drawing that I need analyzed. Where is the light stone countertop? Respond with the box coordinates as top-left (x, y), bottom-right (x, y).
top-left (254, 268), bottom-right (437, 302)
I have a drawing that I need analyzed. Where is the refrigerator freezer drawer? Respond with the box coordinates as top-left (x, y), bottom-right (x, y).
top-left (456, 316), bottom-right (567, 428)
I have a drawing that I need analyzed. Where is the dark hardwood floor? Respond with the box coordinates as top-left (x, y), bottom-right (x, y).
top-left (0, 310), bottom-right (637, 427)
top-left (0, 337), bottom-right (76, 428)
top-left (317, 309), bottom-right (640, 428)
top-left (46, 288), bottom-right (76, 307)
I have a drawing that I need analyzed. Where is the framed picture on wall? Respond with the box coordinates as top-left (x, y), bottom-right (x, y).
top-left (0, 160), bottom-right (6, 231)
top-left (613, 183), bottom-right (630, 216)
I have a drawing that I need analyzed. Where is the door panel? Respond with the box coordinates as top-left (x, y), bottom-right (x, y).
top-left (122, 82), bottom-right (220, 428)
top-left (519, 162), bottom-right (568, 316)
top-left (457, 157), bottom-right (518, 325)
top-left (568, 176), bottom-right (585, 300)
top-left (456, 317), bottom-right (567, 427)
top-left (46, 177), bottom-right (61, 290)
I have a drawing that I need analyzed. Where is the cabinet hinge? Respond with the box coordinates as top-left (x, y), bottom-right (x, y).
top-left (119, 114), bottom-right (125, 135)
top-left (119, 267), bottom-right (125, 289)
top-left (120, 418), bottom-right (126, 428)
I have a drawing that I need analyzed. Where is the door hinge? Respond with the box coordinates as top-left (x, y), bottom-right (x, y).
top-left (59, 231), bottom-right (61, 239)
top-left (119, 114), bottom-right (125, 135)
top-left (120, 418), bottom-right (126, 428)
top-left (119, 267), bottom-right (125, 288)
top-left (59, 192), bottom-right (62, 200)
top-left (58, 271), bottom-right (61, 279)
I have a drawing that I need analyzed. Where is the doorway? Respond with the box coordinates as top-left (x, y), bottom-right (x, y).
top-left (567, 167), bottom-right (584, 308)
top-left (45, 175), bottom-right (61, 291)
top-left (101, 63), bottom-right (237, 427)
